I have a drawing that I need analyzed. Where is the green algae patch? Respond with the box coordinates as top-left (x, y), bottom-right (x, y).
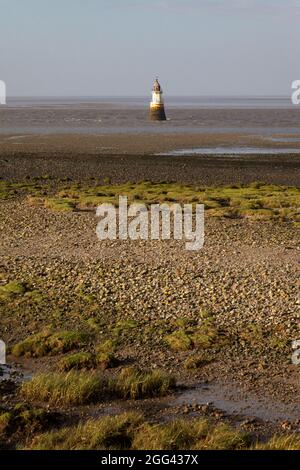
top-left (58, 352), bottom-right (95, 371)
top-left (165, 312), bottom-right (222, 352)
top-left (22, 181), bottom-right (300, 223)
top-left (12, 330), bottom-right (90, 358)
top-left (0, 281), bottom-right (27, 298)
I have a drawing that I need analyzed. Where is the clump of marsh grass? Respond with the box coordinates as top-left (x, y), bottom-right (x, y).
top-left (190, 320), bottom-right (219, 350)
top-left (165, 312), bottom-right (220, 352)
top-left (96, 339), bottom-right (118, 354)
top-left (27, 414), bottom-right (249, 451)
top-left (96, 352), bottom-right (118, 370)
top-left (110, 319), bottom-right (139, 340)
top-left (0, 281), bottom-right (27, 299)
top-left (237, 323), bottom-right (289, 353)
top-left (0, 403), bottom-right (54, 442)
top-left (58, 349), bottom-right (118, 372)
top-left (27, 412), bottom-right (143, 450)
top-left (44, 197), bottom-right (75, 212)
top-left (58, 352), bottom-right (95, 371)
top-left (199, 422), bottom-right (250, 450)
top-left (110, 367), bottom-right (176, 400)
top-left (132, 419), bottom-right (250, 450)
top-left (23, 412), bottom-right (300, 451)
top-left (20, 371), bottom-right (103, 406)
top-left (132, 419), bottom-right (209, 450)
top-left (0, 280), bottom-right (43, 305)
top-left (20, 367), bottom-right (175, 406)
top-left (254, 434), bottom-right (300, 450)
top-left (184, 352), bottom-right (214, 370)
top-left (95, 340), bottom-right (118, 369)
top-left (12, 330), bottom-right (90, 358)
top-left (165, 330), bottom-right (192, 352)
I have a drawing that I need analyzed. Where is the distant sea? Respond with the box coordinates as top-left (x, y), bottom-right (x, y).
top-left (0, 96), bottom-right (299, 135)
top-left (3, 95), bottom-right (295, 108)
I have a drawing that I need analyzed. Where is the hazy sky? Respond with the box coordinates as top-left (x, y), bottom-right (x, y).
top-left (1, 0), bottom-right (299, 96)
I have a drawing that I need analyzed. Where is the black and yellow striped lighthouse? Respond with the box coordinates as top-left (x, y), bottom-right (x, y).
top-left (150, 78), bottom-right (166, 121)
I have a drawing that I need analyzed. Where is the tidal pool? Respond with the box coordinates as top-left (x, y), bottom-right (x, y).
top-left (158, 146), bottom-right (300, 156)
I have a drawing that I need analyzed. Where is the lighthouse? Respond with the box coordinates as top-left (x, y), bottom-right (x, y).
top-left (150, 78), bottom-right (166, 121)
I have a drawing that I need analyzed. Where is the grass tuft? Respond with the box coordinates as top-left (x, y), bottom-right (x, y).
top-left (0, 403), bottom-right (54, 443)
top-left (20, 367), bottom-right (175, 406)
top-left (165, 330), bottom-right (192, 352)
top-left (58, 352), bottom-right (95, 371)
top-left (111, 367), bottom-right (176, 400)
top-left (132, 418), bottom-right (249, 450)
top-left (184, 352), bottom-right (214, 370)
top-left (254, 434), bottom-right (300, 450)
top-left (20, 371), bottom-right (103, 406)
top-left (27, 412), bottom-right (143, 450)
top-left (199, 422), bottom-right (250, 450)
top-left (22, 411), bottom-right (300, 450)
top-left (96, 351), bottom-right (118, 370)
top-left (12, 330), bottom-right (90, 358)
top-left (0, 281), bottom-right (27, 299)
top-left (44, 198), bottom-right (75, 212)
top-left (166, 313), bottom-right (220, 352)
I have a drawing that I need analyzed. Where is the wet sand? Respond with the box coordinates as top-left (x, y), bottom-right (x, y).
top-left (1, 133), bottom-right (300, 185)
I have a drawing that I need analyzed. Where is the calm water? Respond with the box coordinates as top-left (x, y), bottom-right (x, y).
top-left (158, 147), bottom-right (300, 156)
top-left (0, 96), bottom-right (299, 135)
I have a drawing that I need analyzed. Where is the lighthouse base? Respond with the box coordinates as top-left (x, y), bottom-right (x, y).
top-left (150, 104), bottom-right (166, 121)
